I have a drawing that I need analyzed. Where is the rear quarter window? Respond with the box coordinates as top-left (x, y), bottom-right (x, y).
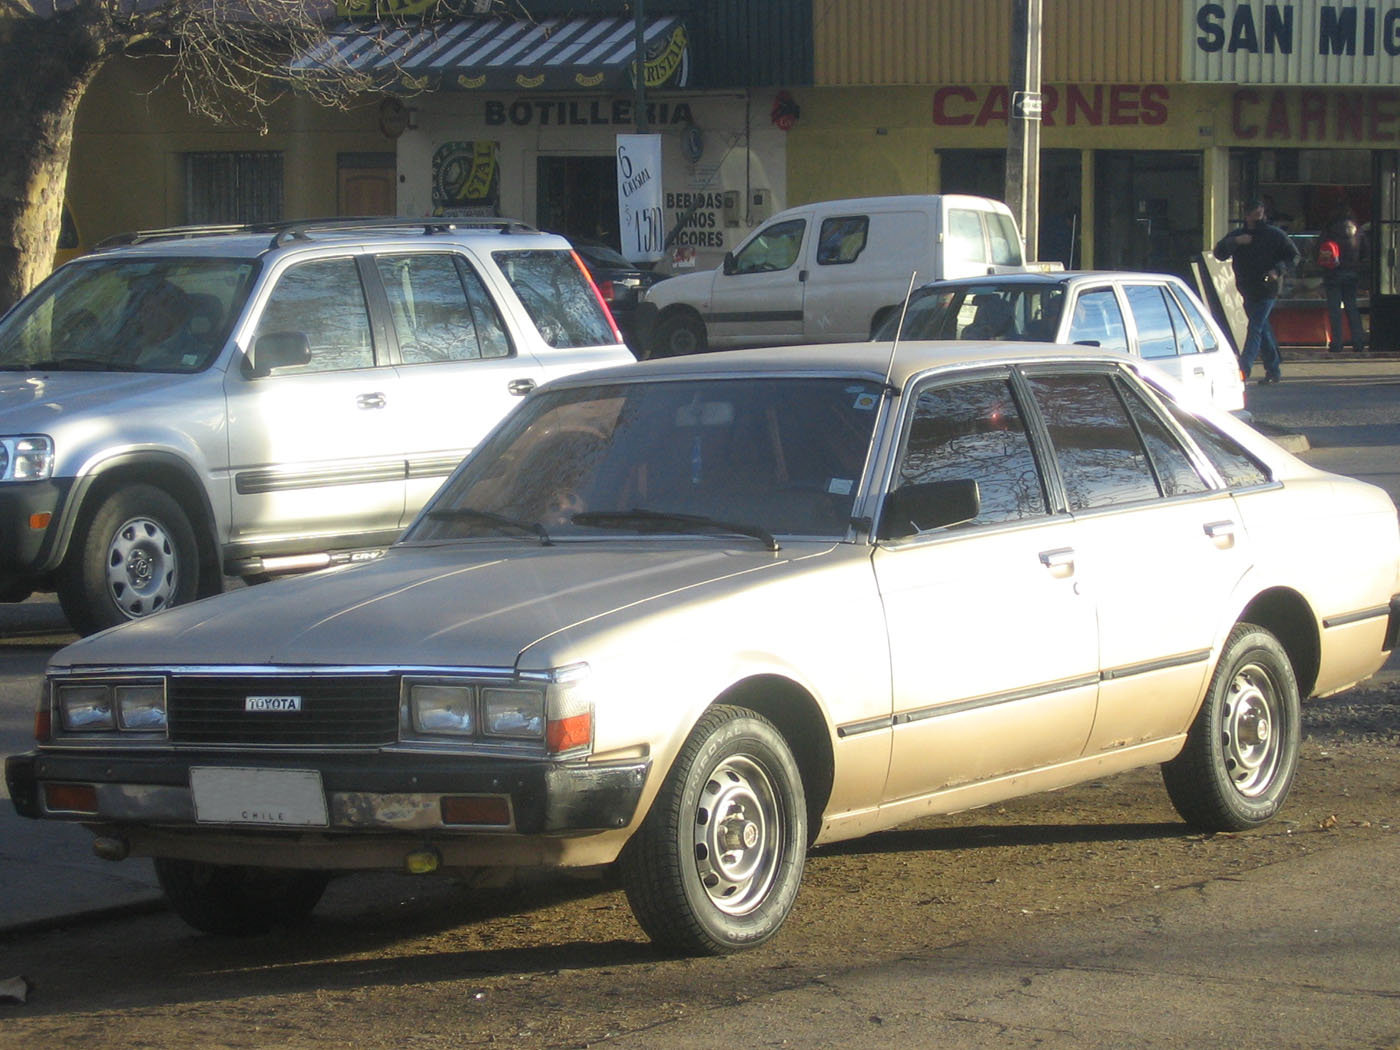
top-left (493, 249), bottom-right (618, 348)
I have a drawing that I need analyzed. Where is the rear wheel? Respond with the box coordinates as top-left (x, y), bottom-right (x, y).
top-left (1162, 623), bottom-right (1300, 831)
top-left (649, 312), bottom-right (707, 358)
top-left (620, 705), bottom-right (806, 955)
top-left (57, 485), bottom-right (200, 635)
top-left (155, 859), bottom-right (330, 935)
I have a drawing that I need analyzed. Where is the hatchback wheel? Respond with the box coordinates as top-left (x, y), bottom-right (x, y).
top-left (1162, 622), bottom-right (1300, 831)
top-left (620, 705), bottom-right (806, 954)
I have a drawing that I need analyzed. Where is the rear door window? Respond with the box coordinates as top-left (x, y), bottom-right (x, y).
top-left (1124, 284), bottom-right (1178, 359)
top-left (946, 210), bottom-right (988, 266)
top-left (493, 249), bottom-right (617, 348)
top-left (816, 215), bottom-right (869, 265)
top-left (375, 253), bottom-right (511, 363)
top-left (1172, 288), bottom-right (1220, 353)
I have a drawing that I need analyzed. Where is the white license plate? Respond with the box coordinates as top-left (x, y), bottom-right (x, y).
top-left (190, 767), bottom-right (328, 827)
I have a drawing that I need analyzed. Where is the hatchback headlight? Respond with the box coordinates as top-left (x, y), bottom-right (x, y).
top-left (482, 687), bottom-right (546, 740)
top-left (57, 684), bottom-right (115, 731)
top-left (409, 682), bottom-right (477, 735)
top-left (0, 435), bottom-right (55, 481)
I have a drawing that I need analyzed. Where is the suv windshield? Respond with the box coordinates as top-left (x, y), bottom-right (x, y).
top-left (0, 257), bottom-right (257, 373)
top-left (407, 376), bottom-right (884, 543)
top-left (877, 283), bottom-right (1067, 343)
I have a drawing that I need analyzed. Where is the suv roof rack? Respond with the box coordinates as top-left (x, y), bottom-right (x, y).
top-left (96, 216), bottom-right (539, 253)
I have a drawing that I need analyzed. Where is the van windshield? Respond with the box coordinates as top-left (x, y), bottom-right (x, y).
top-left (0, 257), bottom-right (257, 374)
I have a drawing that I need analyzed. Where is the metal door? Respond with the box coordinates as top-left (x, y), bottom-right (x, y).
top-left (1370, 152), bottom-right (1400, 352)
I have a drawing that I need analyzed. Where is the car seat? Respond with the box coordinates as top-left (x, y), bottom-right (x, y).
top-left (962, 295), bottom-right (1014, 339)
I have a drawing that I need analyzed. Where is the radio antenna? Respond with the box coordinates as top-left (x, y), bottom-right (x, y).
top-left (884, 270), bottom-right (920, 387)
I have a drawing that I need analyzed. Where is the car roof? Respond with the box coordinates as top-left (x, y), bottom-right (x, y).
top-left (89, 219), bottom-right (573, 261)
top-left (916, 270), bottom-right (1190, 291)
top-left (552, 340), bottom-right (1144, 392)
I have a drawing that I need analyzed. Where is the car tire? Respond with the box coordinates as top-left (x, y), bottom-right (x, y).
top-left (619, 704), bottom-right (807, 955)
top-left (155, 859), bottom-right (331, 935)
top-left (57, 485), bottom-right (200, 635)
top-left (1161, 622), bottom-right (1301, 832)
top-left (650, 312), bottom-right (707, 358)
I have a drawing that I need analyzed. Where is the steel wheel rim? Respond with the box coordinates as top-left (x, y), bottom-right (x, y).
top-left (1221, 661), bottom-right (1282, 797)
top-left (691, 755), bottom-right (783, 916)
top-left (105, 515), bottom-right (178, 619)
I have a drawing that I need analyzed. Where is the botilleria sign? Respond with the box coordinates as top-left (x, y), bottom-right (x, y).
top-left (1186, 1), bottom-right (1400, 84)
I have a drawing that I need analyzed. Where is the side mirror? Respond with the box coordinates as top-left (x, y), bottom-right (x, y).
top-left (877, 478), bottom-right (981, 540)
top-left (721, 251), bottom-right (737, 275)
top-left (244, 331), bottom-right (311, 378)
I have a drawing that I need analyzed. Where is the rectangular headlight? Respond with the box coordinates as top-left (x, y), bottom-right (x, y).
top-left (57, 684), bottom-right (114, 731)
top-left (1, 435), bottom-right (54, 481)
top-left (482, 686), bottom-right (545, 740)
top-left (411, 682), bottom-right (476, 735)
top-left (116, 683), bottom-right (167, 731)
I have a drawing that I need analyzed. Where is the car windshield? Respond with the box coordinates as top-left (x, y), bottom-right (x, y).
top-left (876, 283), bottom-right (1067, 343)
top-left (0, 256), bottom-right (257, 374)
top-left (406, 376), bottom-right (885, 544)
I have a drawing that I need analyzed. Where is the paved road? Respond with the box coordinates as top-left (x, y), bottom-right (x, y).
top-left (1, 353), bottom-right (1396, 939)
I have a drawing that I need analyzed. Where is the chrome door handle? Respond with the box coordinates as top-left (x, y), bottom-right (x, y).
top-left (508, 378), bottom-right (537, 397)
top-left (357, 392), bottom-right (387, 410)
top-left (1203, 520), bottom-right (1236, 549)
top-left (1039, 547), bottom-right (1076, 578)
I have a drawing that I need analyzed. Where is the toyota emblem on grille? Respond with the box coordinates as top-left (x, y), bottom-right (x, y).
top-left (244, 695), bottom-right (303, 712)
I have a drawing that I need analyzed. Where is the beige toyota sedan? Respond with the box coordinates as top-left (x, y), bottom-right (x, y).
top-left (9, 341), bottom-right (1399, 955)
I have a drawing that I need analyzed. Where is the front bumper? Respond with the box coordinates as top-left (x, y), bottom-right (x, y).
top-left (7, 748), bottom-right (650, 840)
top-left (0, 477), bottom-right (74, 582)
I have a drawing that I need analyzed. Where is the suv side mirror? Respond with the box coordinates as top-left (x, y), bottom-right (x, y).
top-left (245, 331), bottom-right (311, 378)
top-left (721, 251), bottom-right (737, 276)
top-left (877, 478), bottom-right (981, 540)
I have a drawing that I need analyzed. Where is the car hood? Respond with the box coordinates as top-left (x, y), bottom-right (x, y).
top-left (0, 369), bottom-right (200, 424)
top-left (643, 267), bottom-right (713, 308)
top-left (53, 541), bottom-right (822, 671)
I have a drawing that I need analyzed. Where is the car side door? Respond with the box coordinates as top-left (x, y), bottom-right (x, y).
top-left (224, 254), bottom-right (406, 557)
top-left (1119, 281), bottom-right (1217, 407)
top-left (1018, 366), bottom-right (1253, 754)
top-left (871, 370), bottom-right (1099, 807)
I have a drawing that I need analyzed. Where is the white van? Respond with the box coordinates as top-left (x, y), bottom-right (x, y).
top-left (636, 194), bottom-right (1029, 357)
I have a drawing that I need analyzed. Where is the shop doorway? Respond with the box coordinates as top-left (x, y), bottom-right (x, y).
top-left (936, 149), bottom-right (1082, 266)
top-left (1093, 151), bottom-right (1202, 282)
top-left (536, 156), bottom-right (619, 250)
top-left (337, 153), bottom-right (397, 216)
top-left (1372, 153), bottom-right (1400, 352)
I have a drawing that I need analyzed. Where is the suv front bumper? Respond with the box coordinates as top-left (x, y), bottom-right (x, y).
top-left (0, 477), bottom-right (74, 583)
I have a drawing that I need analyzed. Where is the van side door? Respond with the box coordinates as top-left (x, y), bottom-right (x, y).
top-left (804, 209), bottom-right (928, 342)
top-left (705, 216), bottom-right (808, 348)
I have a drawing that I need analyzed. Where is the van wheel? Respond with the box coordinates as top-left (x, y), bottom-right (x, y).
top-left (650, 313), bottom-right (707, 358)
top-left (620, 705), bottom-right (807, 955)
top-left (58, 485), bottom-right (200, 635)
top-left (1161, 623), bottom-right (1300, 831)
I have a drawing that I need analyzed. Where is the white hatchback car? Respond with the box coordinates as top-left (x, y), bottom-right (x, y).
top-left (875, 271), bottom-right (1248, 415)
top-left (9, 341), bottom-right (1397, 955)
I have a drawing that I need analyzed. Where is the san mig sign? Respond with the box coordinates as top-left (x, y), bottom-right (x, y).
top-left (1185, 2), bottom-right (1400, 83)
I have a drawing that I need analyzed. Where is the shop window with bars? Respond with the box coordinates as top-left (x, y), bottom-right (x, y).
top-left (184, 152), bottom-right (284, 225)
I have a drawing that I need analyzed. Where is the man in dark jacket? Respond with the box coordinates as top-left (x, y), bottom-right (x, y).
top-left (1214, 199), bottom-right (1301, 384)
top-left (1321, 205), bottom-right (1367, 355)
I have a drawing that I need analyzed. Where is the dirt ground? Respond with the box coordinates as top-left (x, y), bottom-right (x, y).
top-left (1, 680), bottom-right (1396, 1050)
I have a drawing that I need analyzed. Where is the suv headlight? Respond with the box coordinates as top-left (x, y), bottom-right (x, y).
top-left (0, 435), bottom-right (55, 481)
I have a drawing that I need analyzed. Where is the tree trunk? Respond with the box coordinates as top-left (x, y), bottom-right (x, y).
top-left (0, 12), bottom-right (107, 312)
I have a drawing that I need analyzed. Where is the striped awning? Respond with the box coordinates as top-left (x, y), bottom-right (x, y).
top-left (293, 15), bottom-right (690, 93)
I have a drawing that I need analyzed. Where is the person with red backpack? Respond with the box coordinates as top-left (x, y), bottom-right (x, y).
top-left (1319, 204), bottom-right (1367, 355)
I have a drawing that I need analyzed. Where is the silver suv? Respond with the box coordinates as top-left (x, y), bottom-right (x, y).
top-left (0, 218), bottom-right (634, 634)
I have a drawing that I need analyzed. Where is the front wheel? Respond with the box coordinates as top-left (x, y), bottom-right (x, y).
top-left (155, 859), bottom-right (330, 935)
top-left (620, 705), bottom-right (807, 955)
top-left (649, 312), bottom-right (707, 358)
top-left (57, 485), bottom-right (200, 635)
top-left (1162, 623), bottom-right (1301, 831)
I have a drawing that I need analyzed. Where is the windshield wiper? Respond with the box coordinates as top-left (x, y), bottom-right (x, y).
top-left (18, 358), bottom-right (135, 372)
top-left (425, 507), bottom-right (552, 545)
top-left (572, 509), bottom-right (780, 551)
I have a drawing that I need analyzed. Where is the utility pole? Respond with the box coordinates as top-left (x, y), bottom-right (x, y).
top-left (1006, 0), bottom-right (1042, 262)
top-left (633, 0), bottom-right (648, 133)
